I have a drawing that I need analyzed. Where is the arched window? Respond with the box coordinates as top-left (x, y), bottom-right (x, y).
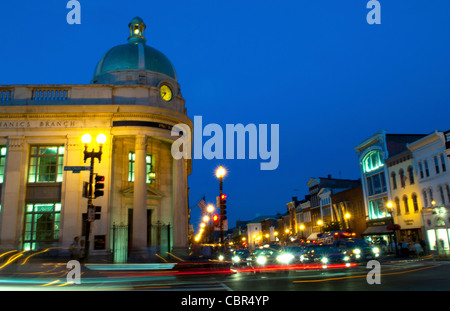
top-left (434, 156), bottom-right (440, 174)
top-left (408, 166), bottom-right (415, 185)
top-left (429, 188), bottom-right (434, 203)
top-left (423, 190), bottom-right (428, 207)
top-left (399, 169), bottom-right (406, 188)
top-left (363, 151), bottom-right (383, 173)
top-left (424, 160), bottom-right (430, 177)
top-left (395, 197), bottom-right (401, 215)
top-left (439, 185), bottom-right (446, 205)
top-left (441, 154), bottom-right (447, 172)
top-left (412, 193), bottom-right (419, 212)
top-left (418, 162), bottom-right (424, 179)
top-left (403, 196), bottom-right (410, 214)
top-left (391, 172), bottom-right (397, 189)
top-left (446, 184), bottom-right (450, 203)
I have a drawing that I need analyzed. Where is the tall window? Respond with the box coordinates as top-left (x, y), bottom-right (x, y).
top-left (418, 162), bottom-right (424, 179)
top-left (446, 184), bottom-right (450, 203)
top-left (441, 154), bottom-right (447, 172)
top-left (424, 160), bottom-right (430, 177)
top-left (412, 193), bottom-right (419, 212)
top-left (363, 151), bottom-right (383, 173)
top-left (395, 197), bottom-right (401, 215)
top-left (23, 203), bottom-right (61, 251)
top-left (423, 190), bottom-right (428, 207)
top-left (128, 152), bottom-right (153, 183)
top-left (434, 156), bottom-right (440, 174)
top-left (399, 169), bottom-right (406, 188)
top-left (391, 172), bottom-right (397, 189)
top-left (439, 186), bottom-right (446, 204)
top-left (408, 166), bottom-right (415, 185)
top-left (403, 196), bottom-right (410, 214)
top-left (366, 172), bottom-right (387, 196)
top-left (28, 146), bottom-right (64, 183)
top-left (0, 146), bottom-right (6, 183)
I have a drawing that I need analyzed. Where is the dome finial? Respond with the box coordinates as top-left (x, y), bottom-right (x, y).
top-left (128, 17), bottom-right (146, 44)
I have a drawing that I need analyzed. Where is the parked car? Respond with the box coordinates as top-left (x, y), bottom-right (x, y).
top-left (332, 238), bottom-right (380, 262)
top-left (300, 244), bottom-right (351, 265)
top-left (276, 246), bottom-right (306, 264)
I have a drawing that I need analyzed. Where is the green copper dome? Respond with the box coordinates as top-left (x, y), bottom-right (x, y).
top-left (92, 17), bottom-right (177, 83)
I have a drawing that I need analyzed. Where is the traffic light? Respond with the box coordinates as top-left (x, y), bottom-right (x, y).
top-left (212, 214), bottom-right (219, 226)
top-left (94, 175), bottom-right (105, 198)
top-left (220, 194), bottom-right (227, 220)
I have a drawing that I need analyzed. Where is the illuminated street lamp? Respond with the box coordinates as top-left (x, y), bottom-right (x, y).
top-left (299, 224), bottom-right (305, 240)
top-left (386, 201), bottom-right (400, 257)
top-left (344, 213), bottom-right (351, 230)
top-left (317, 219), bottom-right (323, 231)
top-left (81, 133), bottom-right (106, 262)
top-left (215, 166), bottom-right (227, 249)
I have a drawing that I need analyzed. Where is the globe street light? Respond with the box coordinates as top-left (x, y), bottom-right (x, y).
top-left (81, 133), bottom-right (106, 262)
top-left (215, 166), bottom-right (226, 249)
top-left (386, 201), bottom-right (400, 257)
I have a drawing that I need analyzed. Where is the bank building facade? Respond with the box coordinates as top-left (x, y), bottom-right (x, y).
top-left (0, 17), bottom-right (192, 262)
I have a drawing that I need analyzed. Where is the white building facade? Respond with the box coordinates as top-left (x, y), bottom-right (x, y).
top-left (407, 131), bottom-right (450, 255)
top-left (0, 17), bottom-right (192, 262)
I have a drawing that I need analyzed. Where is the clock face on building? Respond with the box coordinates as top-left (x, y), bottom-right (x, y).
top-left (160, 85), bottom-right (172, 101)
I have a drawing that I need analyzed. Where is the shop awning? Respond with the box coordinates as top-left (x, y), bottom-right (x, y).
top-left (362, 225), bottom-right (393, 235)
top-left (307, 232), bottom-right (321, 240)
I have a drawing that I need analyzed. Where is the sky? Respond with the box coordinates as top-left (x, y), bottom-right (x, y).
top-left (0, 1), bottom-right (449, 232)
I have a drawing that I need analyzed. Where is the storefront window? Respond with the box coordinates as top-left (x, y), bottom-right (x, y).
top-left (0, 146), bottom-right (6, 183)
top-left (23, 203), bottom-right (61, 251)
top-left (427, 230), bottom-right (437, 251)
top-left (436, 228), bottom-right (449, 252)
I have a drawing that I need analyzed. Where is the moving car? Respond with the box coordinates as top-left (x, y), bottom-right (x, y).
top-left (231, 249), bottom-right (251, 265)
top-left (276, 245), bottom-right (306, 264)
top-left (332, 238), bottom-right (380, 262)
top-left (247, 246), bottom-right (280, 266)
top-left (300, 244), bottom-right (351, 265)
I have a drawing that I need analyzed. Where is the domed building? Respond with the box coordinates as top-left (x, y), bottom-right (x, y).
top-left (0, 17), bottom-right (192, 262)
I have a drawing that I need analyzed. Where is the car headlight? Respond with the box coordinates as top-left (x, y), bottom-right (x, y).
top-left (256, 256), bottom-right (267, 265)
top-left (232, 256), bottom-right (240, 263)
top-left (343, 256), bottom-right (350, 262)
top-left (321, 257), bottom-right (329, 264)
top-left (277, 253), bottom-right (294, 264)
top-left (373, 247), bottom-right (379, 254)
top-left (353, 248), bottom-right (361, 255)
top-left (218, 255), bottom-right (224, 261)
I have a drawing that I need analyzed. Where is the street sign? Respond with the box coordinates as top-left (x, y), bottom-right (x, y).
top-left (64, 166), bottom-right (91, 173)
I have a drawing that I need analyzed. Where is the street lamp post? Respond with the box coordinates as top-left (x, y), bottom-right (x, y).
top-left (386, 201), bottom-right (400, 257)
top-left (81, 133), bottom-right (106, 262)
top-left (216, 166), bottom-right (226, 249)
top-left (207, 204), bottom-right (214, 243)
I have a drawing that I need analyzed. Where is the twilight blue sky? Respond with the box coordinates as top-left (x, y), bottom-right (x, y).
top-left (1, 1), bottom-right (449, 231)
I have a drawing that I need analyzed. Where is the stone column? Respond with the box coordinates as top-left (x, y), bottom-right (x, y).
top-left (172, 157), bottom-right (188, 255)
top-left (61, 136), bottom-right (83, 249)
top-left (0, 137), bottom-right (25, 250)
top-left (132, 135), bottom-right (147, 253)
